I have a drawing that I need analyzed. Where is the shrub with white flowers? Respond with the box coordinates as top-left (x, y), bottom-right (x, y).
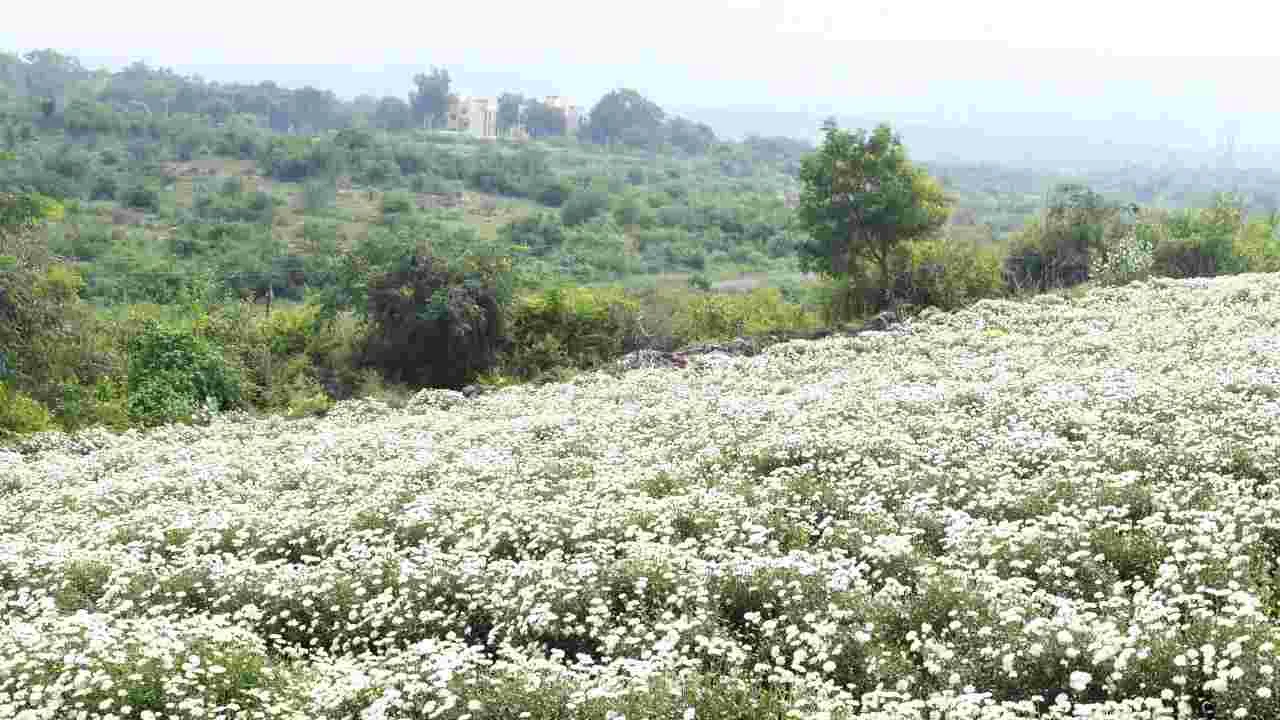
top-left (4, 273), bottom-right (1280, 718)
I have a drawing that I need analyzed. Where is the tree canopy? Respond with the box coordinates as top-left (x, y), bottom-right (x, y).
top-left (796, 122), bottom-right (950, 307)
top-left (496, 93), bottom-right (523, 136)
top-left (410, 67), bottom-right (451, 130)
top-left (584, 89), bottom-right (665, 148)
top-left (523, 99), bottom-right (567, 139)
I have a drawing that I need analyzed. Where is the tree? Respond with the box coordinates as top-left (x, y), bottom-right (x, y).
top-left (497, 92), bottom-right (524, 136)
top-left (796, 122), bottom-right (950, 311)
top-left (373, 96), bottom-right (412, 131)
top-left (362, 254), bottom-right (505, 388)
top-left (523, 99), bottom-right (567, 139)
top-left (410, 67), bottom-right (451, 130)
top-left (584, 89), bottom-right (665, 148)
top-left (666, 117), bottom-right (717, 154)
top-left (292, 85), bottom-right (337, 132)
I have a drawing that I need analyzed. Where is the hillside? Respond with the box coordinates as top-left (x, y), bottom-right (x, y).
top-left (4, 272), bottom-right (1280, 718)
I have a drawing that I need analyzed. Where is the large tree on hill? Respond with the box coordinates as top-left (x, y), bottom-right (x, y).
top-left (523, 99), bottom-right (567, 139)
top-left (496, 93), bottom-right (524, 136)
top-left (410, 67), bottom-right (451, 130)
top-left (584, 89), bottom-right (664, 148)
top-left (796, 122), bottom-right (950, 311)
top-left (292, 86), bottom-right (337, 133)
top-left (373, 96), bottom-right (412, 131)
top-left (666, 116), bottom-right (717, 154)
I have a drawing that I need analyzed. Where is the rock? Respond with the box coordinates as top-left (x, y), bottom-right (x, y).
top-left (679, 336), bottom-right (758, 357)
top-left (859, 311), bottom-right (900, 333)
top-left (407, 388), bottom-right (467, 412)
top-left (690, 351), bottom-right (735, 370)
top-left (615, 349), bottom-right (686, 371)
top-left (461, 385), bottom-right (483, 399)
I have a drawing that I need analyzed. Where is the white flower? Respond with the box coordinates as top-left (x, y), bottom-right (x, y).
top-left (1069, 670), bottom-right (1092, 692)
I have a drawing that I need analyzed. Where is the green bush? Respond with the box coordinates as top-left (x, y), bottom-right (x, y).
top-left (120, 184), bottom-right (160, 213)
top-left (126, 322), bottom-right (242, 426)
top-left (380, 191), bottom-right (414, 223)
top-left (0, 382), bottom-right (55, 436)
top-left (502, 287), bottom-right (641, 379)
top-left (671, 288), bottom-right (815, 343)
top-left (1235, 216), bottom-right (1280, 272)
top-left (895, 236), bottom-right (1006, 309)
top-left (90, 174), bottom-right (118, 201)
top-left (560, 189), bottom-right (609, 226)
top-left (500, 213), bottom-right (565, 257)
top-left (302, 179), bottom-right (337, 213)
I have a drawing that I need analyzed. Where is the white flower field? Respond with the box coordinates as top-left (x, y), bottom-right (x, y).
top-left (4, 274), bottom-right (1280, 719)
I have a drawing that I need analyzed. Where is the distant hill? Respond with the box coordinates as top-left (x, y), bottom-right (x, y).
top-left (672, 104), bottom-right (1280, 174)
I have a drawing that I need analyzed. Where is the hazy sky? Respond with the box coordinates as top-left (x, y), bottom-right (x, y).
top-left (5, 0), bottom-right (1280, 147)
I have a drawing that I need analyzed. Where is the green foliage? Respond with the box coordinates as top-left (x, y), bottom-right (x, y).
top-left (666, 116), bottom-right (718, 155)
top-left (1147, 193), bottom-right (1250, 279)
top-left (522, 100), bottom-right (568, 139)
top-left (192, 178), bottom-right (275, 224)
top-left (797, 122), bottom-right (951, 306)
top-left (361, 254), bottom-right (507, 388)
top-left (301, 178), bottom-right (337, 213)
top-left (560, 189), bottom-right (608, 227)
top-left (126, 322), bottom-right (242, 426)
top-left (379, 191), bottom-right (414, 222)
top-left (894, 235), bottom-right (1006, 310)
top-left (502, 287), bottom-right (640, 379)
top-left (120, 183), bottom-right (159, 212)
top-left (585, 89), bottom-right (665, 148)
top-left (0, 382), bottom-right (55, 435)
top-left (500, 213), bottom-right (565, 256)
top-left (496, 93), bottom-right (524, 136)
top-left (1234, 214), bottom-right (1280, 273)
top-left (1003, 184), bottom-right (1135, 291)
top-left (671, 287), bottom-right (815, 343)
top-left (410, 67), bottom-right (451, 129)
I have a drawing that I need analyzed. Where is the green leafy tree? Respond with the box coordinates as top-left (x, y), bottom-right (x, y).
top-left (584, 89), bottom-right (665, 148)
top-left (666, 117), bottom-right (717, 154)
top-left (373, 96), bottom-right (411, 131)
top-left (523, 99), bottom-right (567, 139)
top-left (292, 86), bottom-right (337, 132)
top-left (410, 67), bottom-right (451, 130)
top-left (796, 122), bottom-right (950, 310)
top-left (497, 93), bottom-right (524, 136)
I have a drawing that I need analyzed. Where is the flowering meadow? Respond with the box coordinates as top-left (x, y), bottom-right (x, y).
top-left (4, 273), bottom-right (1280, 720)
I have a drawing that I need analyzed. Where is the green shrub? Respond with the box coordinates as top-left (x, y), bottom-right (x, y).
top-left (120, 183), bottom-right (160, 213)
top-left (302, 179), bottom-right (337, 213)
top-left (0, 382), bottom-right (55, 435)
top-left (1152, 238), bottom-right (1219, 278)
top-left (671, 288), bottom-right (815, 343)
top-left (536, 180), bottom-right (573, 208)
top-left (126, 322), bottom-right (242, 426)
top-left (380, 191), bottom-right (414, 222)
top-left (896, 236), bottom-right (1006, 309)
top-left (502, 287), bottom-right (641, 379)
top-left (500, 213), bottom-right (565, 256)
top-left (90, 174), bottom-right (118, 201)
top-left (1235, 216), bottom-right (1280, 272)
top-left (560, 189), bottom-right (609, 226)
top-left (361, 255), bottom-right (506, 388)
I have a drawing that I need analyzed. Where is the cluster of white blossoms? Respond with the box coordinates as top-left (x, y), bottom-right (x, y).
top-left (3, 273), bottom-right (1280, 719)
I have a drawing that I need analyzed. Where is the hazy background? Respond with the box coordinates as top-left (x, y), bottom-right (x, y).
top-left (6, 0), bottom-right (1279, 170)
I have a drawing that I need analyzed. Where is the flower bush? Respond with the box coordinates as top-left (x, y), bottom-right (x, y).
top-left (4, 273), bottom-right (1280, 718)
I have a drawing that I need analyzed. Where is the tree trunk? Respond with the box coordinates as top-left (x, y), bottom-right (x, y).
top-left (876, 247), bottom-right (894, 314)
